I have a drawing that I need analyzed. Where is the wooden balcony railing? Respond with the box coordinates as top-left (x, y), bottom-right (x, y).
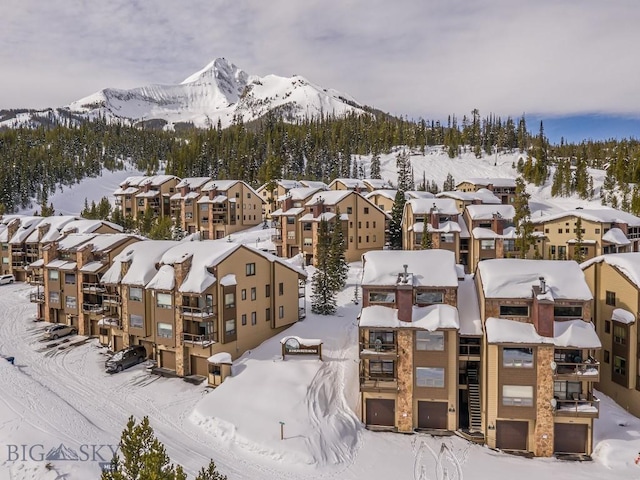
top-left (182, 332), bottom-right (218, 344)
top-left (82, 303), bottom-right (106, 314)
top-left (553, 361), bottom-right (600, 382)
top-left (554, 394), bottom-right (599, 418)
top-left (82, 283), bottom-right (106, 294)
top-left (29, 292), bottom-right (45, 303)
top-left (359, 376), bottom-right (398, 391)
top-left (179, 305), bottom-right (216, 320)
top-left (359, 343), bottom-right (397, 357)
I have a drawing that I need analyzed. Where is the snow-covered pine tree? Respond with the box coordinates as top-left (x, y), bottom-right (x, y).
top-left (311, 218), bottom-right (337, 315)
top-left (513, 177), bottom-right (534, 258)
top-left (328, 208), bottom-right (348, 292)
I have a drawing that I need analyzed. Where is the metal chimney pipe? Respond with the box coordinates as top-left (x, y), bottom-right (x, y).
top-left (403, 264), bottom-right (409, 284)
top-left (539, 276), bottom-right (546, 294)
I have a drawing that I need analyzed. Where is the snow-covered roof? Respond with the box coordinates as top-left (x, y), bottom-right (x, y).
top-left (220, 274), bottom-right (237, 286)
top-left (9, 217), bottom-right (43, 244)
top-left (581, 253), bottom-right (640, 289)
top-left (24, 215), bottom-right (79, 244)
top-left (305, 190), bottom-right (353, 206)
top-left (79, 261), bottom-right (106, 273)
top-left (197, 195), bottom-right (228, 204)
top-left (62, 219), bottom-right (123, 234)
top-left (530, 207), bottom-right (640, 227)
top-left (362, 250), bottom-right (458, 287)
top-left (477, 259), bottom-right (592, 300)
top-left (101, 240), bottom-right (176, 286)
top-left (406, 198), bottom-right (458, 216)
top-left (458, 217), bottom-right (470, 239)
top-left (437, 189), bottom-right (501, 204)
top-left (471, 226), bottom-right (517, 239)
top-left (170, 191), bottom-right (200, 201)
top-left (271, 207), bottom-right (305, 217)
top-left (602, 227), bottom-right (631, 246)
top-left (612, 308), bottom-right (636, 324)
top-left (120, 175), bottom-right (177, 188)
top-left (29, 259), bottom-right (44, 268)
top-left (113, 186), bottom-right (139, 195)
top-left (328, 178), bottom-right (367, 189)
top-left (83, 234), bottom-right (134, 253)
top-left (146, 264), bottom-right (176, 291)
top-left (298, 180), bottom-right (327, 189)
top-left (57, 233), bottom-right (97, 251)
top-left (208, 352), bottom-right (232, 364)
top-left (411, 220), bottom-right (461, 234)
top-left (46, 259), bottom-right (72, 269)
top-left (280, 335), bottom-right (323, 346)
top-left (457, 275), bottom-right (483, 336)
top-left (202, 179), bottom-right (240, 192)
top-left (465, 204), bottom-right (515, 221)
top-left (457, 177), bottom-right (516, 188)
top-left (278, 187), bottom-right (322, 202)
top-left (358, 304), bottom-right (459, 331)
top-left (405, 191), bottom-right (436, 200)
top-left (135, 190), bottom-right (161, 198)
top-left (175, 177), bottom-right (211, 189)
top-left (365, 189), bottom-right (397, 202)
top-left (363, 179), bottom-right (390, 189)
top-left (486, 317), bottom-right (600, 348)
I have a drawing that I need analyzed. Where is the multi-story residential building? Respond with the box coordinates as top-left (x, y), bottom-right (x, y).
top-left (365, 190), bottom-right (398, 215)
top-left (464, 204), bottom-right (516, 273)
top-left (278, 190), bottom-right (388, 264)
top-left (436, 189), bottom-right (501, 213)
top-left (113, 175), bottom-right (180, 221)
top-left (196, 180), bottom-right (264, 240)
top-left (476, 259), bottom-right (601, 457)
top-left (39, 233), bottom-right (140, 335)
top-left (328, 178), bottom-right (368, 192)
top-left (256, 180), bottom-right (304, 220)
top-left (101, 240), bottom-right (307, 383)
top-left (363, 179), bottom-right (391, 192)
top-left (358, 249), bottom-right (461, 432)
top-left (270, 187), bottom-right (323, 258)
top-left (456, 178), bottom-right (517, 205)
top-left (2, 216), bottom-right (42, 280)
top-left (581, 253), bottom-right (640, 418)
top-left (299, 180), bottom-right (328, 190)
top-left (169, 177), bottom-right (212, 235)
top-left (530, 208), bottom-right (640, 261)
top-left (401, 199), bottom-right (462, 260)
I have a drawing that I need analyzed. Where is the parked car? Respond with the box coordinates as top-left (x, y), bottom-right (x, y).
top-left (105, 345), bottom-right (147, 373)
top-left (0, 274), bottom-right (15, 285)
top-left (43, 324), bottom-right (77, 340)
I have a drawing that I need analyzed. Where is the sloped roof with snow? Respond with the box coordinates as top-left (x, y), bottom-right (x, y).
top-left (457, 275), bottom-right (483, 336)
top-left (25, 215), bottom-right (80, 243)
top-left (305, 190), bottom-right (353, 206)
top-left (201, 179), bottom-right (262, 200)
top-left (530, 207), bottom-right (640, 227)
top-left (9, 216), bottom-right (43, 244)
top-left (465, 204), bottom-right (515, 220)
top-left (56, 233), bottom-right (96, 251)
top-left (146, 264), bottom-right (176, 291)
top-left (406, 198), bottom-right (458, 216)
top-left (437, 189), bottom-right (501, 204)
top-left (405, 191), bottom-right (436, 200)
top-left (328, 178), bottom-right (367, 189)
top-left (602, 227), bottom-right (631, 245)
top-left (175, 177), bottom-right (211, 189)
top-left (61, 219), bottom-right (123, 234)
top-left (101, 240), bottom-right (176, 286)
top-left (362, 250), bottom-right (458, 287)
top-left (363, 179), bottom-right (390, 189)
top-left (298, 180), bottom-right (327, 189)
top-left (581, 253), bottom-right (640, 289)
top-left (457, 177), bottom-right (516, 188)
top-left (486, 317), bottom-right (600, 348)
top-left (478, 259), bottom-right (592, 300)
top-left (277, 187), bottom-right (321, 202)
top-left (612, 308), bottom-right (636, 324)
top-left (365, 189), bottom-right (397, 202)
top-left (358, 304), bottom-right (459, 331)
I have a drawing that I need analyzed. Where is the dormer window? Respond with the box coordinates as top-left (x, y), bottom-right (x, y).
top-left (368, 291), bottom-right (395, 304)
top-left (416, 291), bottom-right (444, 304)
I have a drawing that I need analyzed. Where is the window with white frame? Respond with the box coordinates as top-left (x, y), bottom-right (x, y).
top-left (156, 292), bottom-right (172, 309)
top-left (157, 322), bottom-right (173, 338)
top-left (49, 292), bottom-right (60, 303)
top-left (480, 239), bottom-right (495, 250)
top-left (130, 314), bottom-right (143, 329)
top-left (225, 319), bottom-right (236, 336)
top-left (502, 385), bottom-right (534, 406)
top-left (503, 347), bottom-right (534, 368)
top-left (440, 233), bottom-right (454, 243)
top-left (416, 367), bottom-right (445, 388)
top-left (129, 286), bottom-right (143, 302)
top-left (368, 291), bottom-right (396, 304)
top-left (65, 296), bottom-right (77, 309)
top-left (416, 331), bottom-right (444, 351)
top-left (224, 292), bottom-right (235, 308)
top-left (49, 269), bottom-right (59, 280)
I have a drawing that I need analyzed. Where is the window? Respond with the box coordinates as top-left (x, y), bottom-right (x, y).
top-left (604, 350), bottom-right (610, 363)
top-left (279, 306), bottom-right (284, 319)
top-left (304, 238), bottom-right (313, 246)
top-left (241, 314), bottom-right (247, 326)
top-left (251, 287), bottom-right (256, 301)
top-left (225, 319), bottom-right (236, 336)
top-left (613, 324), bottom-right (627, 345)
top-left (595, 228), bottom-right (601, 234)
top-left (358, 222), bottom-right (362, 228)
top-left (286, 217), bottom-right (295, 225)
top-left (266, 308), bottom-right (271, 322)
top-left (224, 292), bottom-right (235, 308)
top-left (416, 367), bottom-right (445, 387)
top-left (265, 284), bottom-right (271, 298)
top-left (554, 306), bottom-right (582, 318)
top-left (373, 221), bottom-right (376, 228)
top-left (156, 293), bottom-right (172, 309)
top-left (247, 192), bottom-right (251, 199)
top-left (49, 292), bottom-right (60, 303)
top-left (241, 289), bottom-right (247, 301)
top-left (251, 312), bottom-right (257, 325)
top-left (416, 331), bottom-right (444, 351)
top-left (369, 331), bottom-right (395, 350)
top-left (440, 233), bottom-right (454, 243)
top-left (185, 212), bottom-right (193, 219)
top-left (279, 282), bottom-right (284, 296)
top-left (605, 320), bottom-right (611, 334)
top-left (606, 291), bottom-right (616, 306)
top-left (558, 229), bottom-right (563, 234)
top-left (49, 270), bottom-right (59, 281)
top-left (614, 356), bottom-right (627, 376)
top-left (129, 287), bottom-right (142, 302)
top-left (130, 314), bottom-right (143, 329)
top-left (347, 207), bottom-right (353, 214)
top-left (499, 305), bottom-right (529, 317)
top-left (502, 385), bottom-right (534, 406)
top-left (246, 263), bottom-right (256, 276)
top-left (157, 322), bottom-right (173, 338)
top-left (503, 347), bottom-right (534, 368)
top-left (480, 239), bottom-right (495, 250)
top-left (545, 228), bottom-right (549, 233)
top-left (368, 359), bottom-right (395, 379)
top-left (416, 291), bottom-right (444, 304)
top-left (364, 207), bottom-right (369, 214)
top-left (368, 291), bottom-right (396, 303)
top-left (565, 229), bottom-right (570, 233)
top-left (65, 296), bottom-right (77, 309)
top-left (64, 273), bottom-right (76, 285)
top-left (553, 381), bottom-right (581, 400)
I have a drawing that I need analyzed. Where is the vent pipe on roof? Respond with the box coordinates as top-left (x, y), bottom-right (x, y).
top-left (539, 276), bottom-right (546, 294)
top-left (402, 264), bottom-right (409, 284)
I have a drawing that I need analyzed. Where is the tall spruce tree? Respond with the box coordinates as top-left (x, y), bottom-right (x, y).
top-left (573, 216), bottom-right (585, 263)
top-left (370, 154), bottom-right (381, 179)
top-left (389, 189), bottom-right (405, 250)
top-left (442, 172), bottom-right (455, 192)
top-left (420, 215), bottom-right (432, 250)
top-left (311, 218), bottom-right (337, 315)
top-left (328, 208), bottom-right (348, 292)
top-left (513, 177), bottom-right (534, 258)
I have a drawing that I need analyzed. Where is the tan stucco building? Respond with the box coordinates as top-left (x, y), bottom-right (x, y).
top-left (463, 204), bottom-right (516, 273)
top-left (456, 177), bottom-right (517, 205)
top-left (114, 175), bottom-right (180, 221)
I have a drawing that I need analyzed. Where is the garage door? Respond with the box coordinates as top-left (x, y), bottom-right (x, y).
top-left (554, 423), bottom-right (587, 454)
top-left (496, 420), bottom-right (528, 451)
top-left (160, 350), bottom-right (176, 371)
top-left (190, 355), bottom-right (209, 376)
top-left (113, 335), bottom-right (124, 352)
top-left (418, 401), bottom-right (448, 429)
top-left (366, 399), bottom-right (395, 427)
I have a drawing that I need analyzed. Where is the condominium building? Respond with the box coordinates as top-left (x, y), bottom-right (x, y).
top-left (270, 187), bottom-right (323, 258)
top-left (113, 175), bottom-right (180, 221)
top-left (436, 189), bottom-right (501, 213)
top-left (169, 177), bottom-right (212, 234)
top-left (328, 178), bottom-right (368, 192)
top-left (456, 178), bottom-right (517, 205)
top-left (463, 204), bottom-right (516, 273)
top-left (256, 180), bottom-right (304, 220)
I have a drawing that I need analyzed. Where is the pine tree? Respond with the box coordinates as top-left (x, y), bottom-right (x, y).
top-left (370, 154), bottom-right (381, 179)
top-left (388, 189), bottom-right (405, 250)
top-left (328, 209), bottom-right (348, 292)
top-left (573, 216), bottom-right (585, 263)
top-left (513, 177), bottom-right (534, 258)
top-left (311, 218), bottom-right (337, 315)
top-left (442, 172), bottom-right (455, 192)
top-left (420, 216), bottom-right (432, 250)
top-left (195, 460), bottom-right (228, 480)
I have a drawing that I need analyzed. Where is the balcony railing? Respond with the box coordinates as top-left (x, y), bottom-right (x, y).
top-left (182, 332), bottom-right (218, 345)
top-left (554, 394), bottom-right (599, 418)
top-left (82, 283), bottom-right (106, 294)
top-left (179, 305), bottom-right (216, 320)
top-left (82, 303), bottom-right (106, 314)
top-left (29, 275), bottom-right (44, 285)
top-left (11, 251), bottom-right (24, 256)
top-left (102, 293), bottom-right (122, 306)
top-left (359, 343), bottom-right (398, 357)
top-left (29, 292), bottom-right (45, 303)
top-left (359, 376), bottom-right (398, 391)
top-left (459, 344), bottom-right (481, 357)
top-left (272, 234), bottom-right (283, 242)
top-left (553, 361), bottom-right (600, 382)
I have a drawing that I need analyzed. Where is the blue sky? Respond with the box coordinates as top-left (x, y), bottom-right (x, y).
top-left (1, 1), bottom-right (639, 144)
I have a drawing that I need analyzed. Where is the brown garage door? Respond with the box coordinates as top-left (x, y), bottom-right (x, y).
top-left (366, 399), bottom-right (395, 427)
top-left (554, 423), bottom-right (587, 454)
top-left (160, 350), bottom-right (176, 371)
top-left (190, 355), bottom-right (209, 376)
top-left (418, 401), bottom-right (448, 429)
top-left (496, 420), bottom-right (528, 451)
top-left (113, 335), bottom-right (124, 352)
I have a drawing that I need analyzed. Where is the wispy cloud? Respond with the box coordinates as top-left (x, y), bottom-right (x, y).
top-left (1, 0), bottom-right (639, 122)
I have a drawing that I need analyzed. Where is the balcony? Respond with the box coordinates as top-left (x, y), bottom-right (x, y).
top-left (182, 332), bottom-right (217, 345)
top-left (29, 292), bottom-right (45, 303)
top-left (359, 343), bottom-right (398, 358)
top-left (82, 282), bottom-right (106, 294)
top-left (554, 393), bottom-right (600, 418)
top-left (359, 376), bottom-right (398, 392)
top-left (211, 207), bottom-right (226, 214)
top-left (82, 303), bottom-right (106, 314)
top-left (30, 274), bottom-right (44, 285)
top-left (179, 305), bottom-right (216, 320)
top-left (553, 361), bottom-right (600, 382)
top-left (11, 250), bottom-right (25, 257)
top-left (102, 293), bottom-right (122, 306)
top-left (272, 233), bottom-right (283, 243)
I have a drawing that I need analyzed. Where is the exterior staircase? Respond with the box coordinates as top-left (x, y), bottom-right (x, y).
top-left (467, 368), bottom-right (482, 433)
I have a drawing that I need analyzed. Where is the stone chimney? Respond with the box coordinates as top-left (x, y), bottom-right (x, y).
top-left (312, 197), bottom-right (325, 218)
top-left (532, 279), bottom-right (554, 337)
top-left (430, 204), bottom-right (439, 230)
top-left (396, 265), bottom-right (413, 322)
top-left (612, 221), bottom-right (628, 235)
top-left (37, 223), bottom-right (51, 241)
top-left (492, 213), bottom-right (504, 235)
top-left (76, 243), bottom-right (93, 270)
top-left (283, 195), bottom-right (293, 212)
top-left (7, 219), bottom-right (19, 242)
top-left (120, 259), bottom-right (131, 279)
top-left (180, 185), bottom-right (189, 196)
top-left (43, 242), bottom-right (59, 265)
